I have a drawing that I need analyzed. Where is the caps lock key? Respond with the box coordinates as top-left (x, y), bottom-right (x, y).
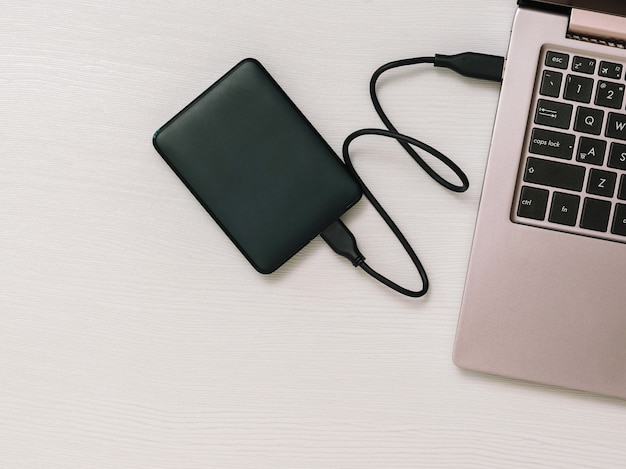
top-left (529, 128), bottom-right (575, 159)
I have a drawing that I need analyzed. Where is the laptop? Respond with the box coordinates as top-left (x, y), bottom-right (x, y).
top-left (453, 0), bottom-right (626, 400)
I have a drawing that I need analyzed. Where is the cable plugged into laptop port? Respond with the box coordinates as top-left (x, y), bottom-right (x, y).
top-left (434, 52), bottom-right (505, 82)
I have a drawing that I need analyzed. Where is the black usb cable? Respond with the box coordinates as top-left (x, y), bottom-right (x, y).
top-left (322, 52), bottom-right (505, 297)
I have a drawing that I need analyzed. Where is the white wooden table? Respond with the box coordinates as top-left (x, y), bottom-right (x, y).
top-left (2, 1), bottom-right (626, 467)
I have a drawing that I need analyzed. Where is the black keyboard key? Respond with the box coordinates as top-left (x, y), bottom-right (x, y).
top-left (619, 175), bottom-right (626, 200)
top-left (564, 75), bottom-right (594, 103)
top-left (540, 70), bottom-right (563, 97)
top-left (549, 192), bottom-right (580, 226)
top-left (612, 204), bottom-right (626, 236)
top-left (586, 168), bottom-right (617, 197)
top-left (580, 197), bottom-right (612, 232)
top-left (574, 107), bottom-right (604, 135)
top-left (599, 61), bottom-right (623, 79)
top-left (546, 51), bottom-right (569, 69)
top-left (524, 157), bottom-right (585, 191)
top-left (595, 81), bottom-right (625, 109)
top-left (576, 137), bottom-right (606, 165)
top-left (529, 128), bottom-right (574, 159)
top-left (517, 186), bottom-right (549, 220)
top-left (608, 142), bottom-right (626, 170)
top-left (535, 99), bottom-right (573, 129)
top-left (572, 56), bottom-right (596, 74)
top-left (606, 112), bottom-right (626, 140)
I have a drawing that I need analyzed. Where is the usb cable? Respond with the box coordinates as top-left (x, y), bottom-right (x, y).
top-left (322, 52), bottom-right (505, 297)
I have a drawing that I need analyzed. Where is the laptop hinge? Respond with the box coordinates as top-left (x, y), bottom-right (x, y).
top-left (568, 9), bottom-right (626, 47)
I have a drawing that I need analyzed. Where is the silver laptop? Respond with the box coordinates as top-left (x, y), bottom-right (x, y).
top-left (454, 0), bottom-right (626, 400)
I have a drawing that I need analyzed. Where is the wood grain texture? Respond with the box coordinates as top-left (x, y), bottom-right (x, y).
top-left (2, 0), bottom-right (626, 467)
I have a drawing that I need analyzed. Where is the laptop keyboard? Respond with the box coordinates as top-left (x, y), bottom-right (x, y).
top-left (512, 46), bottom-right (626, 241)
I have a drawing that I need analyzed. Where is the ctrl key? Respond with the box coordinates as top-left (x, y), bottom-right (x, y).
top-left (517, 186), bottom-right (549, 220)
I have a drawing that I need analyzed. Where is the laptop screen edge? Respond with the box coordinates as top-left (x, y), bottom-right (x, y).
top-left (518, 0), bottom-right (626, 17)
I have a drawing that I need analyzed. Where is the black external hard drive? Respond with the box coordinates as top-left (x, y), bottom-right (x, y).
top-left (153, 58), bottom-right (361, 273)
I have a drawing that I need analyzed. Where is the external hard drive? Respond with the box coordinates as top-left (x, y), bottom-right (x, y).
top-left (153, 58), bottom-right (361, 273)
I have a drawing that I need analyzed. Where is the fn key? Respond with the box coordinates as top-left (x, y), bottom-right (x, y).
top-left (518, 186), bottom-right (549, 220)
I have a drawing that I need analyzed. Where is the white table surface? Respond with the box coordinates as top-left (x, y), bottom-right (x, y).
top-left (3, 1), bottom-right (626, 467)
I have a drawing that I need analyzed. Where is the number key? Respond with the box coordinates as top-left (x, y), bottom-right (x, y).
top-left (595, 81), bottom-right (625, 109)
top-left (564, 75), bottom-right (594, 103)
